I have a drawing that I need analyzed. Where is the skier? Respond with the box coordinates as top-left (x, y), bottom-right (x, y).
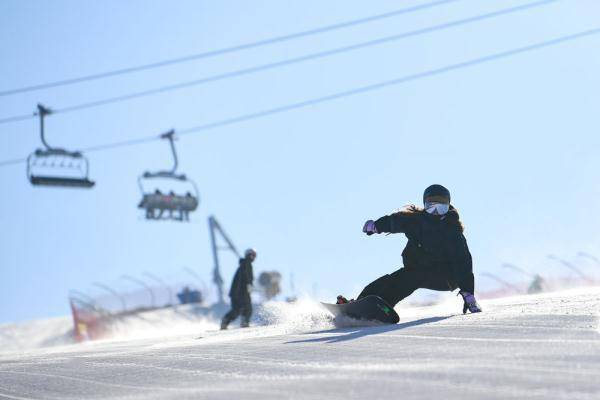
top-left (338, 184), bottom-right (482, 314)
top-left (221, 248), bottom-right (256, 329)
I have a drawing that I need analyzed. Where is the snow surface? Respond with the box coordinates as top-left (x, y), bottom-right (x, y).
top-left (1, 288), bottom-right (599, 399)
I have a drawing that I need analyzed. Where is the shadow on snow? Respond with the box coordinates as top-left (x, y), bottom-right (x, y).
top-left (286, 315), bottom-right (452, 344)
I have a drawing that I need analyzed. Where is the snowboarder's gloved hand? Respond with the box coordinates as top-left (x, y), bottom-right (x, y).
top-left (459, 291), bottom-right (482, 314)
top-left (362, 220), bottom-right (378, 235)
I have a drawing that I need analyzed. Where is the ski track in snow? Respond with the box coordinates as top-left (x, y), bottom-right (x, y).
top-left (0, 288), bottom-right (599, 399)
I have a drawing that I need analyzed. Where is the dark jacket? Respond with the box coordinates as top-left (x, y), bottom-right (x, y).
top-left (374, 205), bottom-right (473, 290)
top-left (229, 257), bottom-right (254, 302)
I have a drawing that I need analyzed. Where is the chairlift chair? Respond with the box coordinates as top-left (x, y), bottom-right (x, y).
top-left (26, 104), bottom-right (95, 188)
top-left (137, 130), bottom-right (199, 221)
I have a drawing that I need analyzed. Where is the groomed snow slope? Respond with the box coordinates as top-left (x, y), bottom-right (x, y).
top-left (1, 287), bottom-right (599, 400)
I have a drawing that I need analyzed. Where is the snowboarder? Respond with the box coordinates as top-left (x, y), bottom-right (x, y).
top-left (338, 184), bottom-right (482, 314)
top-left (221, 248), bottom-right (256, 329)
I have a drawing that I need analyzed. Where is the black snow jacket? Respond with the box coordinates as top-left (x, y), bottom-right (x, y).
top-left (229, 257), bottom-right (254, 303)
top-left (374, 205), bottom-right (473, 291)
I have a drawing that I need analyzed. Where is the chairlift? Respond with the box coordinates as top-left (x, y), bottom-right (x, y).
top-left (137, 130), bottom-right (199, 221)
top-left (26, 104), bottom-right (95, 188)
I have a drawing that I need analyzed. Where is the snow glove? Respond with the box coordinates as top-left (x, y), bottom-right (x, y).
top-left (362, 220), bottom-right (378, 235)
top-left (459, 291), bottom-right (482, 314)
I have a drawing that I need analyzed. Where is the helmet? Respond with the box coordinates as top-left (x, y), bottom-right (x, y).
top-left (244, 248), bottom-right (257, 258)
top-left (423, 184), bottom-right (450, 205)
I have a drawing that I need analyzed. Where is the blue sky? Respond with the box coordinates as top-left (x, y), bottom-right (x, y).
top-left (1, 0), bottom-right (599, 323)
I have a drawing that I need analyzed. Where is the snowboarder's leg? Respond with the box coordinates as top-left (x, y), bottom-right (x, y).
top-left (458, 271), bottom-right (475, 295)
top-left (381, 267), bottom-right (424, 306)
top-left (417, 269), bottom-right (458, 291)
top-left (221, 304), bottom-right (241, 330)
top-left (357, 267), bottom-right (422, 307)
top-left (357, 274), bottom-right (393, 300)
top-left (240, 302), bottom-right (252, 328)
top-left (418, 267), bottom-right (481, 314)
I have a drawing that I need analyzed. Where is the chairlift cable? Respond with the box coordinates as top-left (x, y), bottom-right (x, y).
top-left (0, 0), bottom-right (560, 126)
top-left (173, 27), bottom-right (599, 134)
top-left (83, 135), bottom-right (159, 154)
top-left (0, 0), bottom-right (459, 97)
top-left (0, 27), bottom-right (598, 168)
top-left (0, 156), bottom-right (27, 167)
top-left (0, 113), bottom-right (37, 125)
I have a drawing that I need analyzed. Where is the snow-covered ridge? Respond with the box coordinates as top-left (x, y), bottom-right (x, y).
top-left (1, 287), bottom-right (599, 399)
top-left (2, 287), bottom-right (598, 354)
top-left (0, 299), bottom-right (334, 354)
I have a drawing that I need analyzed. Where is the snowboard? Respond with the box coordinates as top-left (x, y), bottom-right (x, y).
top-left (321, 295), bottom-right (399, 324)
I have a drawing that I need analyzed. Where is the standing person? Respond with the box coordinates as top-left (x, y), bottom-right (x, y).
top-left (221, 248), bottom-right (256, 329)
top-left (337, 184), bottom-right (482, 314)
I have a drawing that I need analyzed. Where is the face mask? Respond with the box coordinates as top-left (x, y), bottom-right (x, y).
top-left (425, 202), bottom-right (449, 215)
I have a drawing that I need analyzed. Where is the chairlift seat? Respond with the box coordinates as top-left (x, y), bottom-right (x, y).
top-left (138, 192), bottom-right (199, 212)
top-left (136, 131), bottom-right (199, 221)
top-left (30, 175), bottom-right (95, 188)
top-left (27, 148), bottom-right (95, 188)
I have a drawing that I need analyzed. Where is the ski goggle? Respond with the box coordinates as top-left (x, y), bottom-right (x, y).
top-left (425, 202), bottom-right (449, 215)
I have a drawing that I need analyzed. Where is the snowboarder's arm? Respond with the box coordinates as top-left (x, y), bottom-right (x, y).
top-left (246, 263), bottom-right (254, 293)
top-left (229, 267), bottom-right (242, 298)
top-left (448, 232), bottom-right (474, 293)
top-left (373, 212), bottom-right (415, 234)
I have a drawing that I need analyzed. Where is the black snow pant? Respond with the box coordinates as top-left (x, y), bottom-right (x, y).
top-left (357, 266), bottom-right (475, 307)
top-left (221, 298), bottom-right (252, 328)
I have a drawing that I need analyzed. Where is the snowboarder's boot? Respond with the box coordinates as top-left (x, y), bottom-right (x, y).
top-left (220, 316), bottom-right (232, 330)
top-left (459, 291), bottom-right (482, 314)
top-left (240, 320), bottom-right (250, 328)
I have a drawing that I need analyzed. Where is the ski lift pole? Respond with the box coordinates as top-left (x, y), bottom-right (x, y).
top-left (501, 263), bottom-right (536, 279)
top-left (182, 266), bottom-right (208, 290)
top-left (68, 290), bottom-right (97, 306)
top-left (577, 252), bottom-right (600, 266)
top-left (209, 217), bottom-right (225, 304)
top-left (143, 272), bottom-right (173, 306)
top-left (93, 282), bottom-right (127, 312)
top-left (290, 272), bottom-right (295, 295)
top-left (208, 215), bottom-right (241, 304)
top-left (547, 255), bottom-right (593, 283)
top-left (121, 275), bottom-right (156, 308)
top-left (480, 272), bottom-right (521, 293)
top-left (182, 266), bottom-right (203, 284)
